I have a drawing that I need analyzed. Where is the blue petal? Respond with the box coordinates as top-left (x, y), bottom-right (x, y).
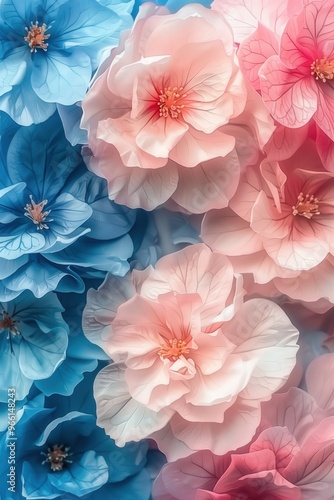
top-left (93, 469), bottom-right (152, 500)
top-left (0, 255), bottom-right (28, 279)
top-left (7, 115), bottom-right (83, 200)
top-left (18, 324), bottom-right (68, 380)
top-left (0, 47), bottom-right (28, 97)
top-left (52, 0), bottom-right (121, 48)
top-left (0, 74), bottom-right (56, 125)
top-left (57, 103), bottom-right (88, 146)
top-left (3, 256), bottom-right (84, 297)
top-left (31, 49), bottom-right (91, 105)
top-left (49, 451), bottom-right (109, 496)
top-left (0, 182), bottom-right (26, 222)
top-left (0, 229), bottom-right (46, 259)
top-left (35, 356), bottom-right (98, 396)
top-left (97, 0), bottom-right (135, 18)
top-left (49, 192), bottom-right (93, 235)
top-left (0, 334), bottom-right (33, 401)
top-left (44, 235), bottom-right (132, 274)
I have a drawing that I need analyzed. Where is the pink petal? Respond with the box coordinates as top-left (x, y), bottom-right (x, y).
top-left (284, 441), bottom-right (334, 499)
top-left (169, 126), bottom-right (236, 167)
top-left (239, 22), bottom-right (279, 91)
top-left (259, 56), bottom-right (318, 127)
top-left (250, 426), bottom-right (300, 473)
top-left (172, 151), bottom-right (240, 213)
top-left (274, 255), bottom-right (334, 303)
top-left (225, 298), bottom-right (299, 400)
top-left (229, 251), bottom-right (300, 284)
top-left (201, 208), bottom-right (264, 256)
top-left (94, 364), bottom-right (174, 446)
top-left (152, 450), bottom-right (223, 500)
top-left (169, 400), bottom-right (261, 456)
top-left (305, 353), bottom-right (334, 411)
top-left (139, 244), bottom-right (235, 325)
top-left (82, 273), bottom-right (135, 349)
top-left (314, 80), bottom-right (334, 142)
top-left (316, 124), bottom-right (334, 172)
top-left (251, 191), bottom-right (291, 239)
top-left (264, 122), bottom-right (309, 161)
top-left (260, 388), bottom-right (320, 445)
top-left (91, 152), bottom-right (179, 211)
top-left (212, 0), bottom-right (300, 42)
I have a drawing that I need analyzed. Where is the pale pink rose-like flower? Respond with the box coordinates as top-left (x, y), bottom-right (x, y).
top-left (81, 3), bottom-right (274, 211)
top-left (152, 357), bottom-right (334, 500)
top-left (83, 244), bottom-right (299, 460)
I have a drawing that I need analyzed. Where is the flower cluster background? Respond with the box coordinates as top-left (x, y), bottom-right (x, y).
top-left (1, 0), bottom-right (334, 498)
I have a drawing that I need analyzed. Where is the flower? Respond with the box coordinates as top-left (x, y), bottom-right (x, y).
top-left (83, 243), bottom-right (299, 460)
top-left (0, 0), bottom-right (131, 125)
top-left (258, 0), bottom-right (334, 141)
top-left (152, 361), bottom-right (334, 499)
top-left (81, 3), bottom-right (274, 211)
top-left (201, 140), bottom-right (334, 299)
top-left (0, 373), bottom-right (155, 500)
top-left (0, 291), bottom-right (68, 402)
top-left (0, 113), bottom-right (156, 299)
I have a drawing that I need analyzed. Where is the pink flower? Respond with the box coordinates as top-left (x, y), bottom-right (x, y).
top-left (83, 244), bottom-right (299, 460)
top-left (81, 3), bottom-right (274, 211)
top-left (259, 0), bottom-right (334, 141)
top-left (202, 140), bottom-right (334, 278)
top-left (152, 364), bottom-right (334, 500)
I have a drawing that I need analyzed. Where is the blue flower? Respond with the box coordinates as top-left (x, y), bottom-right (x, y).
top-left (0, 371), bottom-right (156, 500)
top-left (0, 113), bottom-right (151, 298)
top-left (0, 291), bottom-right (68, 402)
top-left (0, 0), bottom-right (132, 125)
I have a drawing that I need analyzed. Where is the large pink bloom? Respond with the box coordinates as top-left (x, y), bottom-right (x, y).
top-left (81, 3), bottom-right (274, 211)
top-left (152, 355), bottom-right (334, 499)
top-left (83, 244), bottom-right (299, 460)
top-left (259, 0), bottom-right (334, 141)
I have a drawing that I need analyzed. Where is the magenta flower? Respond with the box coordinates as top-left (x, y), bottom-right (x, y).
top-left (259, 0), bottom-right (334, 140)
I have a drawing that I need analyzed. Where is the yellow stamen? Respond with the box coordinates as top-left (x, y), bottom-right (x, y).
top-left (24, 195), bottom-right (53, 230)
top-left (292, 192), bottom-right (320, 219)
top-left (158, 338), bottom-right (190, 361)
top-left (24, 22), bottom-right (51, 53)
top-left (311, 59), bottom-right (334, 83)
top-left (158, 86), bottom-right (187, 119)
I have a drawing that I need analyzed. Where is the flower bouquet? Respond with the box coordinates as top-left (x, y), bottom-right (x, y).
top-left (1, 0), bottom-right (334, 498)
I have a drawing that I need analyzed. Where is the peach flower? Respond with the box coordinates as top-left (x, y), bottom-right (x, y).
top-left (81, 3), bottom-right (274, 211)
top-left (83, 244), bottom-right (299, 460)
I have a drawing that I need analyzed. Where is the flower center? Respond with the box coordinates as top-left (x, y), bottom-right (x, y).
top-left (24, 196), bottom-right (53, 230)
top-left (0, 311), bottom-right (19, 336)
top-left (158, 86), bottom-right (187, 119)
top-left (311, 59), bottom-right (334, 82)
top-left (158, 338), bottom-right (190, 361)
top-left (292, 192), bottom-right (320, 219)
top-left (41, 444), bottom-right (73, 472)
top-left (24, 21), bottom-right (51, 52)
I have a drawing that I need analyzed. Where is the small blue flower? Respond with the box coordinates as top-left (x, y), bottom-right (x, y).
top-left (0, 291), bottom-right (68, 402)
top-left (0, 0), bottom-right (132, 125)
